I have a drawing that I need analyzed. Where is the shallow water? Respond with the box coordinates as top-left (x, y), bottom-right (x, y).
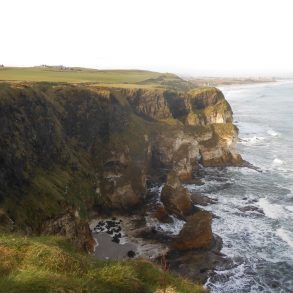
top-left (196, 81), bottom-right (293, 292)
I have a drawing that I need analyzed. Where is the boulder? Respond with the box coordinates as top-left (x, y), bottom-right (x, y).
top-left (160, 172), bottom-right (193, 218)
top-left (172, 211), bottom-right (212, 250)
top-left (152, 205), bottom-right (173, 223)
top-left (190, 192), bottom-right (217, 206)
top-left (42, 209), bottom-right (95, 253)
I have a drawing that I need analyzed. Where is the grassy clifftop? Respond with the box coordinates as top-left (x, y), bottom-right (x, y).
top-left (0, 67), bottom-right (192, 90)
top-left (0, 234), bottom-right (207, 293)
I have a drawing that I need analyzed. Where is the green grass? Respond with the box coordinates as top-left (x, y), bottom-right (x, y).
top-left (0, 67), bottom-right (174, 84)
top-left (0, 67), bottom-right (194, 90)
top-left (0, 234), bottom-right (207, 293)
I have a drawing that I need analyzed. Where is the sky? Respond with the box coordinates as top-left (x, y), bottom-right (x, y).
top-left (0, 0), bottom-right (293, 77)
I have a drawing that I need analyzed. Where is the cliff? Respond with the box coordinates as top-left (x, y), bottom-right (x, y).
top-left (0, 82), bottom-right (242, 233)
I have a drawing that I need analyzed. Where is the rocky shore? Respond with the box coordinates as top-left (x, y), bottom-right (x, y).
top-left (0, 81), bottom-right (243, 285)
top-left (87, 172), bottom-right (234, 283)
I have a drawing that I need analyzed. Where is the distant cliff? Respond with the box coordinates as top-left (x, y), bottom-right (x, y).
top-left (0, 82), bottom-right (242, 233)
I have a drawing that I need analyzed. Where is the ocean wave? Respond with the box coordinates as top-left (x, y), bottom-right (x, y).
top-left (258, 198), bottom-right (287, 220)
top-left (240, 135), bottom-right (265, 145)
top-left (226, 166), bottom-right (259, 175)
top-left (272, 158), bottom-right (283, 166)
top-left (145, 214), bottom-right (185, 235)
top-left (285, 205), bottom-right (293, 213)
top-left (267, 129), bottom-right (280, 137)
top-left (187, 179), bottom-right (232, 194)
top-left (276, 228), bottom-right (293, 249)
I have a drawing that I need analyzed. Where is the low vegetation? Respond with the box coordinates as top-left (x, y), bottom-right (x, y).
top-left (0, 234), bottom-right (207, 293)
top-left (0, 67), bottom-right (192, 90)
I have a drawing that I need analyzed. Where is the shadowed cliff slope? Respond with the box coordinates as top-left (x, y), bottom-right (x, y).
top-left (0, 82), bottom-right (242, 232)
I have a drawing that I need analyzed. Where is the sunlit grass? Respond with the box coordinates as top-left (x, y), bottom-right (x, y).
top-left (0, 234), bottom-right (207, 293)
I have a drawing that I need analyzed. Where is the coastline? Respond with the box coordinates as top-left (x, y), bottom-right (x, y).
top-left (189, 78), bottom-right (277, 88)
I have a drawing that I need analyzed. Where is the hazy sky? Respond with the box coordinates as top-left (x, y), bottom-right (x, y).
top-left (1, 0), bottom-right (292, 76)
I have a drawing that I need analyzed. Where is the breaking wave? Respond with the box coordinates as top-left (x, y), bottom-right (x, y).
top-left (276, 228), bottom-right (293, 249)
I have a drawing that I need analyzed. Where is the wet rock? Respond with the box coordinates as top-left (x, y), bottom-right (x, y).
top-left (183, 178), bottom-right (204, 185)
top-left (127, 250), bottom-right (136, 258)
top-left (190, 192), bottom-right (217, 206)
top-left (238, 206), bottom-right (264, 214)
top-left (160, 171), bottom-right (193, 218)
top-left (112, 236), bottom-right (120, 243)
top-left (172, 211), bottom-right (213, 250)
top-left (152, 205), bottom-right (173, 223)
top-left (167, 234), bottom-right (225, 283)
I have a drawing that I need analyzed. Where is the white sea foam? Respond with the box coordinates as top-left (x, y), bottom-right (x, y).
top-left (258, 198), bottom-right (287, 219)
top-left (226, 166), bottom-right (258, 175)
top-left (240, 135), bottom-right (265, 145)
top-left (285, 205), bottom-right (293, 213)
top-left (267, 129), bottom-right (280, 137)
top-left (276, 228), bottom-right (293, 248)
top-left (145, 214), bottom-right (185, 235)
top-left (272, 158), bottom-right (283, 166)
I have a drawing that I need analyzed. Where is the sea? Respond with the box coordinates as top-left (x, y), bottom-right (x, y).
top-left (193, 81), bottom-right (293, 292)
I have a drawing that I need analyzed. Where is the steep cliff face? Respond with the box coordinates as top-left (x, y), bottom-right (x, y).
top-left (0, 82), bottom-right (242, 233)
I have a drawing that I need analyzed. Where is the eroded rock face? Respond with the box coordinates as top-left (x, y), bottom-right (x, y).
top-left (42, 210), bottom-right (95, 253)
top-left (172, 211), bottom-right (213, 250)
top-left (160, 172), bottom-right (193, 218)
top-left (124, 88), bottom-right (172, 120)
top-left (152, 130), bottom-right (200, 181)
top-left (0, 83), bottom-right (241, 234)
top-left (197, 124), bottom-right (243, 166)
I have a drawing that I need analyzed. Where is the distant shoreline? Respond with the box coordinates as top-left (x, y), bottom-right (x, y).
top-left (189, 78), bottom-right (276, 87)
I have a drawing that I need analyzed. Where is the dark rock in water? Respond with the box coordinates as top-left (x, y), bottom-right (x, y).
top-left (242, 197), bottom-right (248, 201)
top-left (111, 217), bottom-right (117, 221)
top-left (152, 205), bottom-right (173, 223)
top-left (113, 232), bottom-right (122, 239)
top-left (190, 192), bottom-right (217, 206)
top-left (184, 178), bottom-right (204, 185)
top-left (172, 211), bottom-right (213, 250)
top-left (106, 220), bottom-right (115, 228)
top-left (127, 250), bottom-right (136, 258)
top-left (238, 206), bottom-right (264, 214)
top-left (161, 171), bottom-right (193, 218)
top-left (271, 281), bottom-right (280, 289)
top-left (106, 230), bottom-right (113, 235)
top-left (114, 227), bottom-right (121, 233)
top-left (112, 236), bottom-right (120, 243)
top-left (167, 234), bottom-right (226, 284)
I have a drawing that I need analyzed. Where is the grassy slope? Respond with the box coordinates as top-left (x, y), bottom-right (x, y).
top-left (0, 67), bottom-right (193, 90)
top-left (0, 234), bottom-right (207, 293)
top-left (0, 67), bottom-right (170, 84)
